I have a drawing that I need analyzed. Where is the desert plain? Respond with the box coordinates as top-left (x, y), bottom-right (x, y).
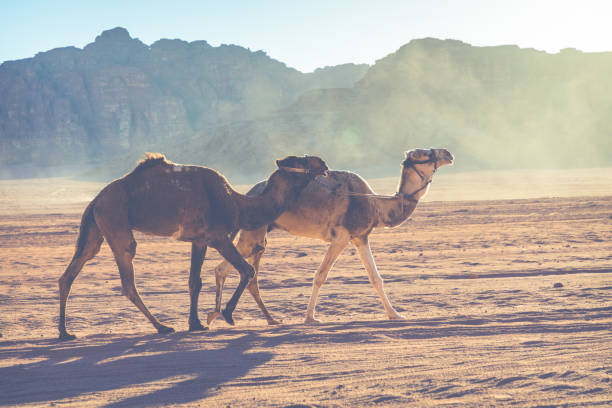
top-left (0, 167), bottom-right (611, 407)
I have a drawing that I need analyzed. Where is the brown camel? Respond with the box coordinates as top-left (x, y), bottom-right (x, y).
top-left (209, 148), bottom-right (453, 325)
top-left (58, 153), bottom-right (328, 340)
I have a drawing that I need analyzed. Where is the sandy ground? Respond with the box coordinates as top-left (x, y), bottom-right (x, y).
top-left (0, 168), bottom-right (611, 407)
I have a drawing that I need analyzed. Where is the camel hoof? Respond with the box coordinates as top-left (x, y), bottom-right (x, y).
top-left (189, 320), bottom-right (208, 331)
top-left (206, 311), bottom-right (221, 326)
top-left (389, 313), bottom-right (406, 320)
top-left (59, 332), bottom-right (77, 341)
top-left (157, 325), bottom-right (175, 334)
top-left (267, 319), bottom-right (281, 326)
top-left (304, 316), bottom-right (322, 325)
top-left (221, 308), bottom-right (235, 326)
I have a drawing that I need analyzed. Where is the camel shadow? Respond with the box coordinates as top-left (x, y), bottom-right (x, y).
top-left (2, 308), bottom-right (608, 406)
top-left (0, 331), bottom-right (273, 407)
top-left (232, 307), bottom-right (611, 348)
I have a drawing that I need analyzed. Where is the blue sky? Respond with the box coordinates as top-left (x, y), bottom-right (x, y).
top-left (1, 0), bottom-right (611, 72)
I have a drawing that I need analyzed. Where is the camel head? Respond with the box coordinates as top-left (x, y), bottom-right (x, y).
top-left (398, 148), bottom-right (453, 200)
top-left (276, 155), bottom-right (329, 178)
top-left (403, 148), bottom-right (454, 175)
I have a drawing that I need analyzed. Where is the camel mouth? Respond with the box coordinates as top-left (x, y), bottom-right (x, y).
top-left (440, 150), bottom-right (454, 166)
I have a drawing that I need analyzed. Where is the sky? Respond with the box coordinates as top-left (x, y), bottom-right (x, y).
top-left (1, 0), bottom-right (612, 72)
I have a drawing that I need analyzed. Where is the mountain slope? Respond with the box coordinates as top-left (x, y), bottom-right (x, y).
top-left (2, 34), bottom-right (612, 181)
top-left (0, 27), bottom-right (368, 173)
top-left (195, 38), bottom-right (612, 179)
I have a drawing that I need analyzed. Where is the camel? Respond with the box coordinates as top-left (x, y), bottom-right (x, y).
top-left (58, 153), bottom-right (328, 340)
top-left (209, 148), bottom-right (453, 325)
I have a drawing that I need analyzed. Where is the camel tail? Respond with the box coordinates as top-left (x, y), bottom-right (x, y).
top-left (74, 200), bottom-right (103, 258)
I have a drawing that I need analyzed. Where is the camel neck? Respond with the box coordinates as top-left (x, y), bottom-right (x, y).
top-left (372, 167), bottom-right (428, 227)
top-left (372, 195), bottom-right (418, 228)
top-left (234, 172), bottom-right (305, 231)
top-left (398, 166), bottom-right (432, 201)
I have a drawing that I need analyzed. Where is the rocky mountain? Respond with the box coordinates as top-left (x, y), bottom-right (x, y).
top-left (347, 38), bottom-right (612, 171)
top-left (2, 32), bottom-right (612, 182)
top-left (193, 38), bottom-right (612, 179)
top-left (0, 27), bottom-right (368, 176)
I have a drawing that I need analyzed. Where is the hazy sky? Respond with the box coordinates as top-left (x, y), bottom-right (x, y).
top-left (1, 0), bottom-right (611, 72)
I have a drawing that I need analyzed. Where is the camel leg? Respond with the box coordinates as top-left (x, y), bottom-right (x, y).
top-left (352, 235), bottom-right (405, 320)
top-left (206, 262), bottom-right (229, 325)
top-left (188, 242), bottom-right (208, 331)
top-left (58, 222), bottom-right (104, 340)
top-left (247, 247), bottom-right (280, 325)
top-left (208, 226), bottom-right (268, 325)
top-left (208, 250), bottom-right (279, 326)
top-left (106, 229), bottom-right (174, 334)
top-left (305, 235), bottom-right (349, 324)
top-left (210, 237), bottom-right (255, 326)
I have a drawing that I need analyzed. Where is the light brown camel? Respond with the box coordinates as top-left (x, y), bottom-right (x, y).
top-left (209, 148), bottom-right (453, 325)
top-left (58, 153), bottom-right (328, 340)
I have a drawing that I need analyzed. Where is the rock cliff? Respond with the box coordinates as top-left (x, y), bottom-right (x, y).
top-left (0, 27), bottom-right (368, 175)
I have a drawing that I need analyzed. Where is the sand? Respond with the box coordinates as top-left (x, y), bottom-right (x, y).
top-left (0, 168), bottom-right (611, 407)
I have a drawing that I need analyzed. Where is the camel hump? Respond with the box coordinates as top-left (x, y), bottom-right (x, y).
top-left (321, 170), bottom-right (374, 195)
top-left (133, 152), bottom-right (174, 172)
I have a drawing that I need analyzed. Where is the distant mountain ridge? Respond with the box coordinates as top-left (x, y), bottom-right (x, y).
top-left (201, 37), bottom-right (612, 178)
top-left (1, 30), bottom-right (612, 181)
top-left (0, 27), bottom-right (368, 176)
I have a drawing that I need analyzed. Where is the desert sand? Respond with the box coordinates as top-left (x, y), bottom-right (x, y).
top-left (0, 168), bottom-right (611, 407)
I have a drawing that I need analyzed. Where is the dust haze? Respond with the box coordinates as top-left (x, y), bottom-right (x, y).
top-left (1, 33), bottom-right (612, 408)
top-left (159, 39), bottom-right (612, 185)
